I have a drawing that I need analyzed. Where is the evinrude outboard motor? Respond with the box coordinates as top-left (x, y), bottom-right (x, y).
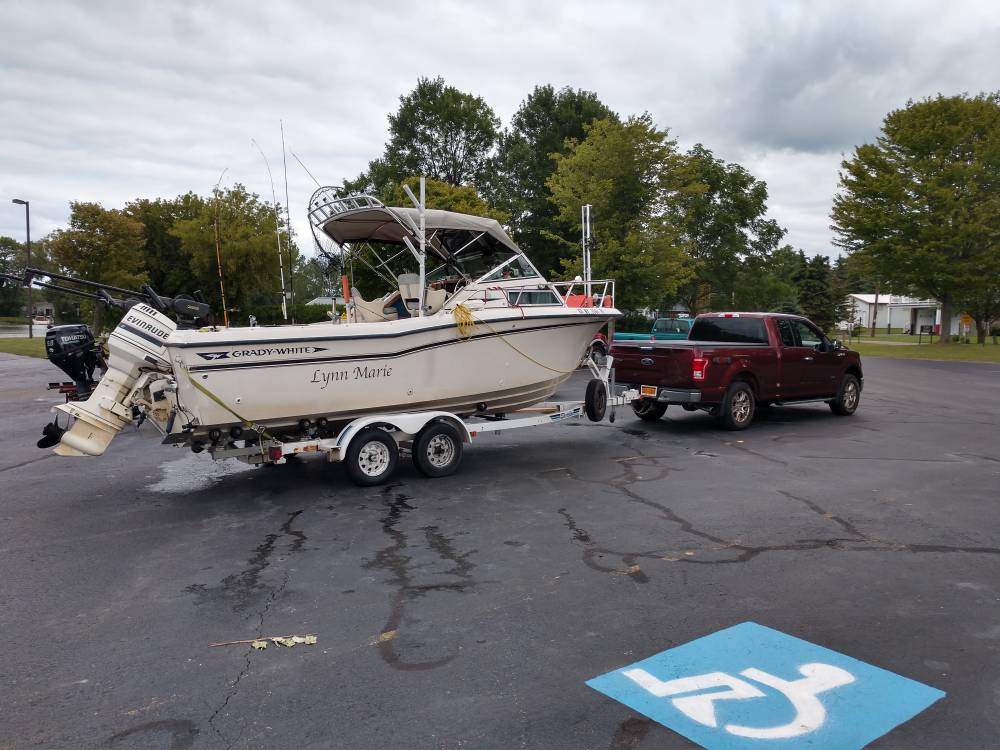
top-left (44, 324), bottom-right (105, 398)
top-left (51, 303), bottom-right (177, 457)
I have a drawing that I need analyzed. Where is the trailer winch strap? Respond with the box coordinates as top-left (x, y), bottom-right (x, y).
top-left (181, 367), bottom-right (275, 441)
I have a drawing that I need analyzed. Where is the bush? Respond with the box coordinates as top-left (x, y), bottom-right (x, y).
top-left (239, 303), bottom-right (341, 326)
top-left (618, 311), bottom-right (654, 333)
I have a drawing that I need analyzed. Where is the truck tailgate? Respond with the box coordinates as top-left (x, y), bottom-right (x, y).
top-left (612, 341), bottom-right (698, 389)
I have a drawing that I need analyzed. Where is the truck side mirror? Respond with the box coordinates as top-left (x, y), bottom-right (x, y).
top-left (830, 339), bottom-right (843, 350)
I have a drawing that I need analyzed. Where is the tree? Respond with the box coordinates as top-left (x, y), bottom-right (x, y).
top-left (731, 245), bottom-right (803, 312)
top-left (483, 85), bottom-right (616, 275)
top-left (668, 144), bottom-right (785, 313)
top-left (547, 115), bottom-right (693, 309)
top-left (126, 194), bottom-right (205, 297)
top-left (389, 176), bottom-right (506, 221)
top-left (797, 255), bottom-right (836, 332)
top-left (831, 93), bottom-right (1000, 344)
top-left (0, 236), bottom-right (24, 316)
top-left (46, 202), bottom-right (147, 330)
top-left (170, 184), bottom-right (289, 317)
top-left (347, 77), bottom-right (500, 197)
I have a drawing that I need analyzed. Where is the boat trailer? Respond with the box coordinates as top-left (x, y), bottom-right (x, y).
top-left (203, 360), bottom-right (637, 486)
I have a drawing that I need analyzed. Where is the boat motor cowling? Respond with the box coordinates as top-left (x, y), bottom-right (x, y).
top-left (53, 304), bottom-right (177, 457)
top-left (44, 324), bottom-right (105, 398)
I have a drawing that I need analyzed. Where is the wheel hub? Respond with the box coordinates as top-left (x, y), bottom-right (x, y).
top-left (358, 440), bottom-right (390, 476)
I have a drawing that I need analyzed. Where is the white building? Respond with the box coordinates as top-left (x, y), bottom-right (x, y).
top-left (845, 294), bottom-right (963, 335)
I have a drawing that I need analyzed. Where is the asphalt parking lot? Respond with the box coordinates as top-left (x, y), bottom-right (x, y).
top-left (2, 352), bottom-right (998, 749)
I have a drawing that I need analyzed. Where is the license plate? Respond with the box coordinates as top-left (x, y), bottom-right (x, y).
top-left (640, 385), bottom-right (658, 398)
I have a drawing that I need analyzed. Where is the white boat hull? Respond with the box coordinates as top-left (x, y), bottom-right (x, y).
top-left (167, 307), bottom-right (611, 434)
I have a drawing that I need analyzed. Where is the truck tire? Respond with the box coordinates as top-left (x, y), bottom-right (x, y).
top-left (585, 379), bottom-right (607, 422)
top-left (718, 381), bottom-right (755, 430)
top-left (829, 373), bottom-right (861, 416)
top-left (344, 427), bottom-right (399, 486)
top-left (413, 421), bottom-right (463, 478)
top-left (632, 400), bottom-right (667, 421)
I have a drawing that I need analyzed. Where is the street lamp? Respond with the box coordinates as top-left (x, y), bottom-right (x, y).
top-left (11, 198), bottom-right (32, 339)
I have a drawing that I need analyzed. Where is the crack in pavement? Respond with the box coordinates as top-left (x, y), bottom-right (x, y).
top-left (363, 484), bottom-right (482, 671)
top-left (203, 510), bottom-right (305, 748)
top-left (546, 437), bottom-right (1000, 580)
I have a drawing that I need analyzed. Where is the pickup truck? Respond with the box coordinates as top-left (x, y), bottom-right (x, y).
top-left (612, 312), bottom-right (864, 430)
top-left (613, 317), bottom-right (692, 342)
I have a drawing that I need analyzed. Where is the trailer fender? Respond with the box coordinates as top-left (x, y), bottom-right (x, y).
top-left (334, 411), bottom-right (473, 453)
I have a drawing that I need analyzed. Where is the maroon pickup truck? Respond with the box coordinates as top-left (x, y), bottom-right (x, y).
top-left (612, 312), bottom-right (864, 430)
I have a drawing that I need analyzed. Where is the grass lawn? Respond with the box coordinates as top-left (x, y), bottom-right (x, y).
top-left (849, 340), bottom-right (1000, 363)
top-left (0, 337), bottom-right (46, 358)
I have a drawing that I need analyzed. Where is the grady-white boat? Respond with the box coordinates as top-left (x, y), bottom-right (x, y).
top-left (50, 187), bottom-right (621, 461)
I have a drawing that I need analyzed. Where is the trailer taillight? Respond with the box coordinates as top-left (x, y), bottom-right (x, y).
top-left (692, 357), bottom-right (708, 381)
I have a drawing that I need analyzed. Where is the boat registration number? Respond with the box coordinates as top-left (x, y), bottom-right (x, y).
top-left (640, 385), bottom-right (658, 398)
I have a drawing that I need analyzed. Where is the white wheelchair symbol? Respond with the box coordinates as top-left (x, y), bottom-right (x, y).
top-left (623, 663), bottom-right (855, 739)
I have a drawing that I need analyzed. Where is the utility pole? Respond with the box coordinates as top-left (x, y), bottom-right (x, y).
top-left (12, 198), bottom-right (31, 338)
top-left (870, 282), bottom-right (880, 338)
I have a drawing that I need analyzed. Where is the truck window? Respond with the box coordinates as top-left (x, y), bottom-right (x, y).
top-left (653, 318), bottom-right (690, 333)
top-left (791, 320), bottom-right (823, 348)
top-left (689, 317), bottom-right (769, 343)
top-left (777, 319), bottom-right (796, 347)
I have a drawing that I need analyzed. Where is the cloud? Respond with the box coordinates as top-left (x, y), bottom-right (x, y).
top-left (2, 0), bottom-right (998, 262)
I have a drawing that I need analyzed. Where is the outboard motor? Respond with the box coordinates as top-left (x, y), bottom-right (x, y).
top-left (51, 303), bottom-right (177, 457)
top-left (44, 324), bottom-right (105, 398)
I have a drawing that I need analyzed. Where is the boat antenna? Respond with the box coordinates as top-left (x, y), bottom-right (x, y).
top-left (290, 150), bottom-right (322, 188)
top-left (280, 120), bottom-right (295, 313)
top-left (213, 167), bottom-right (230, 328)
top-left (581, 203), bottom-right (593, 298)
top-left (250, 137), bottom-right (289, 322)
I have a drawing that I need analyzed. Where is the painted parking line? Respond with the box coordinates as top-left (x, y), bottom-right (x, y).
top-left (587, 622), bottom-right (945, 750)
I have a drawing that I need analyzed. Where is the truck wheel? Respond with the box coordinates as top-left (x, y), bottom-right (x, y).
top-left (585, 379), bottom-right (607, 422)
top-left (631, 400), bottom-right (667, 421)
top-left (829, 374), bottom-right (861, 416)
top-left (718, 381), bottom-right (755, 430)
top-left (344, 427), bottom-right (399, 486)
top-left (413, 421), bottom-right (463, 478)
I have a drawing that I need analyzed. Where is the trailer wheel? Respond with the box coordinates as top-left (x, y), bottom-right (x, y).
top-left (584, 379), bottom-right (607, 422)
top-left (413, 421), bottom-right (463, 478)
top-left (632, 400), bottom-right (667, 421)
top-left (344, 427), bottom-right (399, 486)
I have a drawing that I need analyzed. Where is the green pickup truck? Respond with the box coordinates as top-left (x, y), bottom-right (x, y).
top-left (613, 317), bottom-right (692, 342)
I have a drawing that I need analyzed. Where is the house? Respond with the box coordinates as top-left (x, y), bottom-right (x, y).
top-left (845, 294), bottom-right (963, 335)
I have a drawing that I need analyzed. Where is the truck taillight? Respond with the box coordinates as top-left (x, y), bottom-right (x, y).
top-left (650, 334), bottom-right (656, 341)
top-left (692, 357), bottom-right (708, 380)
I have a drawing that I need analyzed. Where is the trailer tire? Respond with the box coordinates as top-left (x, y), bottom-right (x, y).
top-left (585, 379), bottom-right (607, 422)
top-left (344, 427), bottom-right (399, 486)
top-left (632, 400), bottom-right (667, 421)
top-left (413, 421), bottom-right (463, 478)
top-left (717, 380), bottom-right (755, 430)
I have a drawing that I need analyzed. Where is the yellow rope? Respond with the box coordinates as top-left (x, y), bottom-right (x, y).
top-left (452, 303), bottom-right (576, 374)
top-left (182, 366), bottom-right (275, 441)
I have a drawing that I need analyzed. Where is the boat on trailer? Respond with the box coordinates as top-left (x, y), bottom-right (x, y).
top-left (44, 184), bottom-right (627, 483)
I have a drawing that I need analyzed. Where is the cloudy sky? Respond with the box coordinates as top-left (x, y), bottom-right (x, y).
top-left (2, 0), bottom-right (999, 259)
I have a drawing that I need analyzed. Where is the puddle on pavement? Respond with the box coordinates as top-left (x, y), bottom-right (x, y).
top-left (147, 453), bottom-right (255, 493)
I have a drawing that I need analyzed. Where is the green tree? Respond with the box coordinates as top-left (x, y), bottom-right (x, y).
top-left (347, 77), bottom-right (500, 197)
top-left (46, 202), bottom-right (147, 331)
top-left (125, 194), bottom-right (205, 297)
top-left (170, 184), bottom-right (289, 318)
top-left (668, 144), bottom-right (785, 313)
top-left (831, 93), bottom-right (1000, 344)
top-left (389, 176), bottom-right (507, 221)
top-left (483, 85), bottom-right (616, 275)
top-left (797, 254), bottom-right (836, 331)
top-left (547, 115), bottom-right (693, 309)
top-left (0, 236), bottom-right (24, 316)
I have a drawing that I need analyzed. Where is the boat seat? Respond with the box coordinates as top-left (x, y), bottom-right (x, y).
top-left (424, 287), bottom-right (447, 315)
top-left (351, 287), bottom-right (399, 323)
top-left (398, 273), bottom-right (422, 313)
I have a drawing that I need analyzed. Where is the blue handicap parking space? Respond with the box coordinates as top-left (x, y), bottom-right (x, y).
top-left (587, 622), bottom-right (944, 750)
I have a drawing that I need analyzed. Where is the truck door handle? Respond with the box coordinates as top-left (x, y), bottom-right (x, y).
top-left (804, 356), bottom-right (814, 361)
top-left (641, 357), bottom-right (654, 366)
